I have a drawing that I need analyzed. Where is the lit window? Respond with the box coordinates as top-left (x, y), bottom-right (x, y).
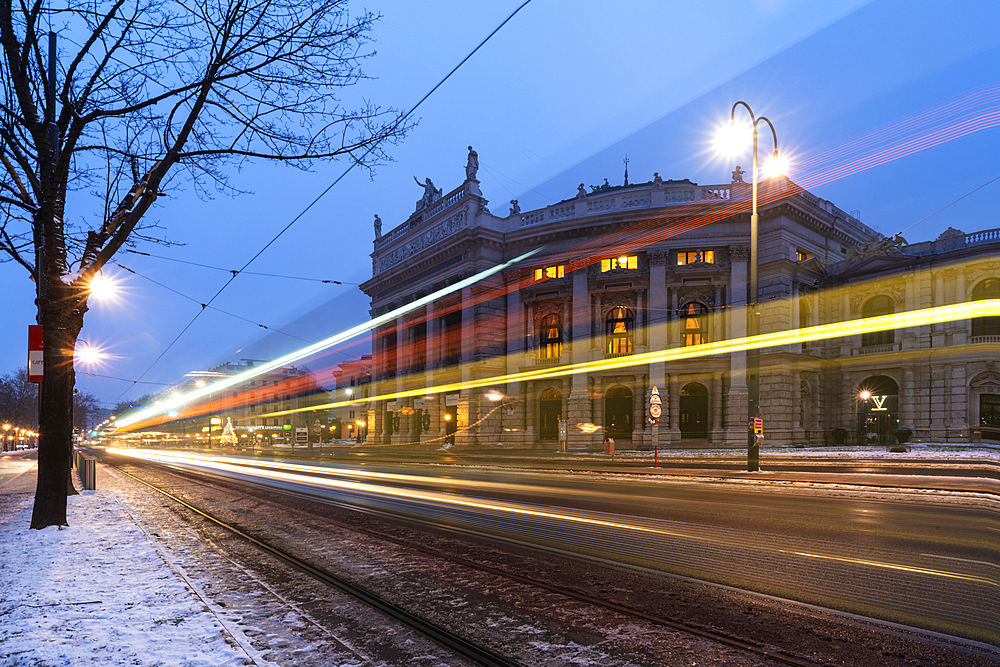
top-left (681, 302), bottom-right (709, 346)
top-left (605, 307), bottom-right (634, 355)
top-left (677, 250), bottom-right (715, 265)
top-left (538, 314), bottom-right (563, 359)
top-left (534, 265), bottom-right (565, 281)
top-left (796, 249), bottom-right (812, 262)
top-left (600, 255), bottom-right (638, 272)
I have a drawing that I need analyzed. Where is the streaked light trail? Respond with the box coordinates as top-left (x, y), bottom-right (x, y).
top-left (115, 247), bottom-right (542, 428)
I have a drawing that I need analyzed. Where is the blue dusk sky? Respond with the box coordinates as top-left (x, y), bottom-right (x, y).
top-left (1, 0), bottom-right (998, 406)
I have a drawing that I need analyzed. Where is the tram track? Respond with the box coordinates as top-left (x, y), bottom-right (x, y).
top-left (95, 453), bottom-right (885, 667)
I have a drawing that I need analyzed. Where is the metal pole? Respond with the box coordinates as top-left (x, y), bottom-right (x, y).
top-left (748, 123), bottom-right (760, 472)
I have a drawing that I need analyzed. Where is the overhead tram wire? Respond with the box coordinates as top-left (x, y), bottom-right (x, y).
top-left (115, 264), bottom-right (315, 344)
top-left (893, 173), bottom-right (1000, 239)
top-left (122, 249), bottom-right (358, 285)
top-left (116, 0), bottom-right (535, 402)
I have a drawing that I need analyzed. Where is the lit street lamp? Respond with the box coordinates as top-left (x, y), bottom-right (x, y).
top-left (721, 101), bottom-right (783, 472)
top-left (486, 390), bottom-right (504, 447)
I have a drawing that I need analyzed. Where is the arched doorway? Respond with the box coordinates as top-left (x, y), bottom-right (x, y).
top-left (856, 376), bottom-right (899, 447)
top-left (539, 388), bottom-right (562, 440)
top-left (604, 385), bottom-right (633, 440)
top-left (679, 383), bottom-right (708, 439)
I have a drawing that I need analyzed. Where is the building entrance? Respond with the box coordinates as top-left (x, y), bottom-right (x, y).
top-left (856, 376), bottom-right (899, 447)
top-left (679, 383), bottom-right (708, 439)
top-left (539, 388), bottom-right (562, 440)
top-left (604, 385), bottom-right (633, 439)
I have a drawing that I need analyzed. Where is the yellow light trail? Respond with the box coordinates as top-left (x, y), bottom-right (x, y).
top-left (115, 247), bottom-right (543, 429)
top-left (261, 298), bottom-right (1000, 418)
top-left (108, 448), bottom-right (997, 588)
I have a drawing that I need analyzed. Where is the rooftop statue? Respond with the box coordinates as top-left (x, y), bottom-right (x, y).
top-left (731, 165), bottom-right (746, 184)
top-left (413, 176), bottom-right (442, 211)
top-left (466, 146), bottom-right (479, 181)
top-left (373, 214), bottom-right (382, 239)
top-left (577, 183), bottom-right (587, 199)
top-left (509, 199), bottom-right (520, 216)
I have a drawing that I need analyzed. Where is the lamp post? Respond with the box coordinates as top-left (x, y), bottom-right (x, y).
top-left (726, 101), bottom-right (781, 472)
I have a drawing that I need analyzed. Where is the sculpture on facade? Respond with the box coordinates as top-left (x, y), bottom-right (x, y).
top-left (509, 199), bottom-right (520, 216)
top-left (653, 172), bottom-right (663, 187)
top-left (413, 176), bottom-right (442, 210)
top-left (466, 146), bottom-right (479, 180)
top-left (577, 183), bottom-right (587, 199)
top-left (731, 165), bottom-right (746, 184)
top-left (373, 214), bottom-right (382, 239)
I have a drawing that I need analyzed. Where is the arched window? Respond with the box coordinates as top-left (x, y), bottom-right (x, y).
top-left (605, 307), bottom-right (634, 356)
top-left (861, 295), bottom-right (894, 347)
top-left (972, 278), bottom-right (1000, 338)
top-left (538, 314), bottom-right (563, 360)
top-left (681, 302), bottom-right (709, 346)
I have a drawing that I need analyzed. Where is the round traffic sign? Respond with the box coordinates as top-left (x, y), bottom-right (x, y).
top-left (649, 404), bottom-right (662, 418)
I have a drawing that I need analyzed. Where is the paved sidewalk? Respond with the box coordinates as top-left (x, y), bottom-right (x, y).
top-left (0, 452), bottom-right (260, 667)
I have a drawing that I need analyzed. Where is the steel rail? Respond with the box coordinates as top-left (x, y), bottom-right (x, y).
top-left (107, 462), bottom-right (521, 667)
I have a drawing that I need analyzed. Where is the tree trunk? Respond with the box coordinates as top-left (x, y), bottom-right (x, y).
top-left (30, 282), bottom-right (85, 529)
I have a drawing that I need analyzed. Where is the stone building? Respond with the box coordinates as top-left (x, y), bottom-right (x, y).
top-left (359, 148), bottom-right (1000, 449)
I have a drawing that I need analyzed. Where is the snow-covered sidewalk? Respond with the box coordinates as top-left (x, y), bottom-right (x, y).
top-left (0, 476), bottom-right (254, 666)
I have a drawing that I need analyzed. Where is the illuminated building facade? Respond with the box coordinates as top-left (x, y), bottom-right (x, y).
top-left (206, 359), bottom-right (322, 444)
top-left (360, 151), bottom-right (1000, 449)
top-left (330, 355), bottom-right (372, 442)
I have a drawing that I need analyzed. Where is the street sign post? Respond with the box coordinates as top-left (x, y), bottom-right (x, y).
top-left (27, 325), bottom-right (43, 383)
top-left (648, 386), bottom-right (662, 468)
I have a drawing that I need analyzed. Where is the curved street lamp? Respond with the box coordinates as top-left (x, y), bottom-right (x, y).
top-left (725, 101), bottom-right (782, 472)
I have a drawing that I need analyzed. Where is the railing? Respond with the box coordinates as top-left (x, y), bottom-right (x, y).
top-left (971, 335), bottom-right (1000, 344)
top-left (534, 356), bottom-right (562, 365)
top-left (604, 351), bottom-right (633, 359)
top-left (858, 344), bottom-right (895, 355)
top-left (374, 187), bottom-right (466, 248)
top-left (966, 228), bottom-right (1000, 246)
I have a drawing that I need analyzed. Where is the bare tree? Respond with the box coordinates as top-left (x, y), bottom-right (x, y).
top-left (0, 0), bottom-right (412, 528)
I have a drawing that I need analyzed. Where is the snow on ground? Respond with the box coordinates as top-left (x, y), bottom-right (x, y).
top-left (0, 489), bottom-right (258, 667)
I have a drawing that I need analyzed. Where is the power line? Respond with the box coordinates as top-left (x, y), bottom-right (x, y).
top-left (895, 174), bottom-right (1000, 238)
top-left (116, 1), bottom-right (534, 401)
top-left (123, 249), bottom-right (357, 284)
top-left (115, 264), bottom-right (315, 344)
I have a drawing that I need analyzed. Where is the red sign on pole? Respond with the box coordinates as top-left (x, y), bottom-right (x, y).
top-left (28, 325), bottom-right (43, 382)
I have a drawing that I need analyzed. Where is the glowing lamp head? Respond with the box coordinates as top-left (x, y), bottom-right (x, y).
top-left (765, 150), bottom-right (788, 179)
top-left (485, 391), bottom-right (503, 402)
top-left (444, 413), bottom-right (452, 421)
top-left (195, 379), bottom-right (206, 388)
top-left (75, 344), bottom-right (105, 365)
top-left (716, 119), bottom-right (752, 157)
top-left (88, 273), bottom-right (115, 300)
top-left (859, 390), bottom-right (872, 401)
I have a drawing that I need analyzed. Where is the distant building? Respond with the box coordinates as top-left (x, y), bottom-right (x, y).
top-left (359, 150), bottom-right (1000, 449)
top-left (199, 359), bottom-right (324, 445)
top-left (330, 355), bottom-right (372, 442)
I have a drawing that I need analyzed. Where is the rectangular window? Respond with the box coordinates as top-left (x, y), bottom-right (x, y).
top-left (534, 265), bottom-right (565, 280)
top-left (796, 249), bottom-right (812, 262)
top-left (601, 256), bottom-right (637, 272)
top-left (677, 250), bottom-right (715, 265)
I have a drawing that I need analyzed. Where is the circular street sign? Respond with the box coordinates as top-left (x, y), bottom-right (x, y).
top-left (649, 404), bottom-right (662, 418)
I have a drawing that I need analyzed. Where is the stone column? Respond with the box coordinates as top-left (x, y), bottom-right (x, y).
top-left (648, 252), bottom-right (668, 448)
top-left (953, 272), bottom-right (967, 345)
top-left (456, 287), bottom-right (477, 447)
top-left (900, 366), bottom-right (915, 431)
top-left (392, 316), bottom-right (407, 444)
top-left (949, 364), bottom-right (968, 437)
top-left (710, 374), bottom-right (724, 443)
top-left (567, 269), bottom-right (593, 450)
top-left (424, 303), bottom-right (438, 446)
top-left (668, 373), bottom-right (681, 445)
top-left (725, 245), bottom-right (750, 443)
top-left (506, 275), bottom-right (525, 447)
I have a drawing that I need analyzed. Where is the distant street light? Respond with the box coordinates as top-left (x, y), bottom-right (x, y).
top-left (718, 101), bottom-right (782, 472)
top-left (486, 390), bottom-right (504, 447)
